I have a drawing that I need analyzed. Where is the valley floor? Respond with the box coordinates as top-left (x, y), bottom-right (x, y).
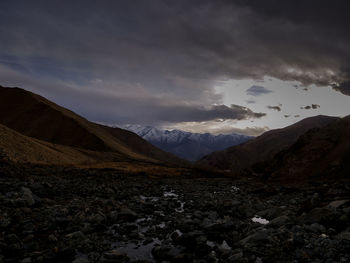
top-left (0, 161), bottom-right (349, 263)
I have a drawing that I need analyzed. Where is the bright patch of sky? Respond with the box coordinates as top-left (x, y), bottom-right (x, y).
top-left (166, 77), bottom-right (350, 135)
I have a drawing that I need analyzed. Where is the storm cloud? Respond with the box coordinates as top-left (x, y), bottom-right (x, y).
top-left (0, 0), bottom-right (349, 128)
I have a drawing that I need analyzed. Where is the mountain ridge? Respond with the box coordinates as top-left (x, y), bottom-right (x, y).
top-left (264, 115), bottom-right (350, 183)
top-left (197, 115), bottom-right (339, 172)
top-left (120, 124), bottom-right (252, 161)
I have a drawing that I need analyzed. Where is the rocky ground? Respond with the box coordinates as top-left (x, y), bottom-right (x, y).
top-left (0, 160), bottom-right (349, 263)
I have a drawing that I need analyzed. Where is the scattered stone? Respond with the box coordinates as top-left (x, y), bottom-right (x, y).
top-left (21, 187), bottom-right (36, 206)
top-left (0, 161), bottom-right (349, 263)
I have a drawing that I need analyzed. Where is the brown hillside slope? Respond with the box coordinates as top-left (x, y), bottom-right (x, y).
top-left (0, 123), bottom-right (98, 165)
top-left (197, 115), bottom-right (339, 172)
top-left (0, 85), bottom-right (184, 164)
top-left (0, 124), bottom-right (192, 176)
top-left (266, 115), bottom-right (350, 183)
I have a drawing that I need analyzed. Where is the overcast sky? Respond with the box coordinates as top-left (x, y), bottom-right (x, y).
top-left (1, 0), bottom-right (350, 135)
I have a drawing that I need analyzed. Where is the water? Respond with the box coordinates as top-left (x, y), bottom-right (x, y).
top-left (251, 216), bottom-right (269, 225)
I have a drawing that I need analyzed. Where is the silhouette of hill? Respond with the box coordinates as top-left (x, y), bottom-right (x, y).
top-left (198, 115), bottom-right (339, 172)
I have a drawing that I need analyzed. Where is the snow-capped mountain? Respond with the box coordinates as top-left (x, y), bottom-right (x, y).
top-left (120, 124), bottom-right (253, 162)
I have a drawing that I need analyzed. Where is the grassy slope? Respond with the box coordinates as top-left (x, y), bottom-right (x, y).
top-left (0, 86), bottom-right (184, 165)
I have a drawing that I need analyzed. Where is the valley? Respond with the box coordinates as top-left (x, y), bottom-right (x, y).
top-left (1, 161), bottom-right (349, 263)
top-left (0, 86), bottom-right (349, 263)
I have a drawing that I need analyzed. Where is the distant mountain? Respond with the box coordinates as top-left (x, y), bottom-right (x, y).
top-left (265, 115), bottom-right (350, 183)
top-left (0, 85), bottom-right (185, 166)
top-left (197, 115), bottom-right (339, 172)
top-left (121, 125), bottom-right (252, 161)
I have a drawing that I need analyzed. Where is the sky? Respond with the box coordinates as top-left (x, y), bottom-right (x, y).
top-left (0, 0), bottom-right (350, 136)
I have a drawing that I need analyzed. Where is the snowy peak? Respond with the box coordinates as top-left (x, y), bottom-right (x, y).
top-left (119, 125), bottom-right (253, 161)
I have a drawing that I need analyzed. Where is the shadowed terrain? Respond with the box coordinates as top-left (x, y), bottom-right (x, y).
top-left (264, 115), bottom-right (350, 183)
top-left (198, 115), bottom-right (339, 173)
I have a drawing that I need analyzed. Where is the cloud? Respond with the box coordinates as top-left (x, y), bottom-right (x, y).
top-left (267, 105), bottom-right (281, 111)
top-left (245, 100), bottom-right (256, 104)
top-left (165, 120), bottom-right (269, 136)
top-left (1, 1), bottom-right (350, 93)
top-left (0, 64), bottom-right (265, 125)
top-left (301, 104), bottom-right (320, 110)
top-left (224, 126), bottom-right (270, 136)
top-left (332, 81), bottom-right (350, 96)
top-left (0, 0), bottom-right (349, 130)
top-left (246, 86), bottom-right (273, 96)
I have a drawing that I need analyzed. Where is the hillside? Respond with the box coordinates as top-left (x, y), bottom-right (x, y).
top-left (265, 115), bottom-right (350, 182)
top-left (197, 115), bottom-right (339, 172)
top-left (0, 85), bottom-right (184, 165)
top-left (121, 125), bottom-right (252, 161)
top-left (0, 123), bottom-right (99, 165)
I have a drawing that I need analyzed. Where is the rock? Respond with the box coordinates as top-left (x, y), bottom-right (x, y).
top-left (100, 249), bottom-right (129, 263)
top-left (337, 231), bottom-right (350, 241)
top-left (119, 207), bottom-right (138, 222)
top-left (309, 223), bottom-right (326, 234)
top-left (0, 212), bottom-right (11, 228)
top-left (240, 230), bottom-right (271, 247)
top-left (178, 230), bottom-right (204, 249)
top-left (311, 193), bottom-right (320, 205)
top-left (87, 213), bottom-right (105, 224)
top-left (21, 187), bottom-right (36, 206)
top-left (327, 200), bottom-right (349, 209)
top-left (298, 207), bottom-right (339, 228)
top-left (65, 231), bottom-right (88, 247)
top-left (48, 234), bottom-right (58, 242)
top-left (268, 215), bottom-right (291, 227)
top-left (227, 251), bottom-right (248, 263)
top-left (218, 240), bottom-right (232, 257)
top-left (256, 207), bottom-right (285, 220)
top-left (71, 257), bottom-right (89, 263)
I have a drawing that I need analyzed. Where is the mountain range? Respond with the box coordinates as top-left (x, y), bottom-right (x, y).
top-left (120, 125), bottom-right (252, 161)
top-left (0, 85), bottom-right (349, 183)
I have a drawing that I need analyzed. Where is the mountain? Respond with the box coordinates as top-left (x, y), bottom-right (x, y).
top-left (121, 125), bottom-right (252, 161)
top-left (264, 115), bottom-right (350, 183)
top-left (197, 115), bottom-right (339, 172)
top-left (0, 85), bottom-right (184, 165)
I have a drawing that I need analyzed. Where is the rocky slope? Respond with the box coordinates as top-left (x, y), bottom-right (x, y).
top-left (0, 160), bottom-right (349, 263)
top-left (264, 115), bottom-right (350, 182)
top-left (122, 125), bottom-right (252, 161)
top-left (198, 115), bottom-right (339, 172)
top-left (0, 86), bottom-right (184, 165)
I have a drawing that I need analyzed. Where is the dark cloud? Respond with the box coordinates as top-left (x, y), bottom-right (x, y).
top-left (0, 65), bottom-right (265, 125)
top-left (246, 86), bottom-right (273, 96)
top-left (0, 0), bottom-right (349, 127)
top-left (267, 105), bottom-right (281, 111)
top-left (301, 104), bottom-right (320, 110)
top-left (332, 81), bottom-right (350, 96)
